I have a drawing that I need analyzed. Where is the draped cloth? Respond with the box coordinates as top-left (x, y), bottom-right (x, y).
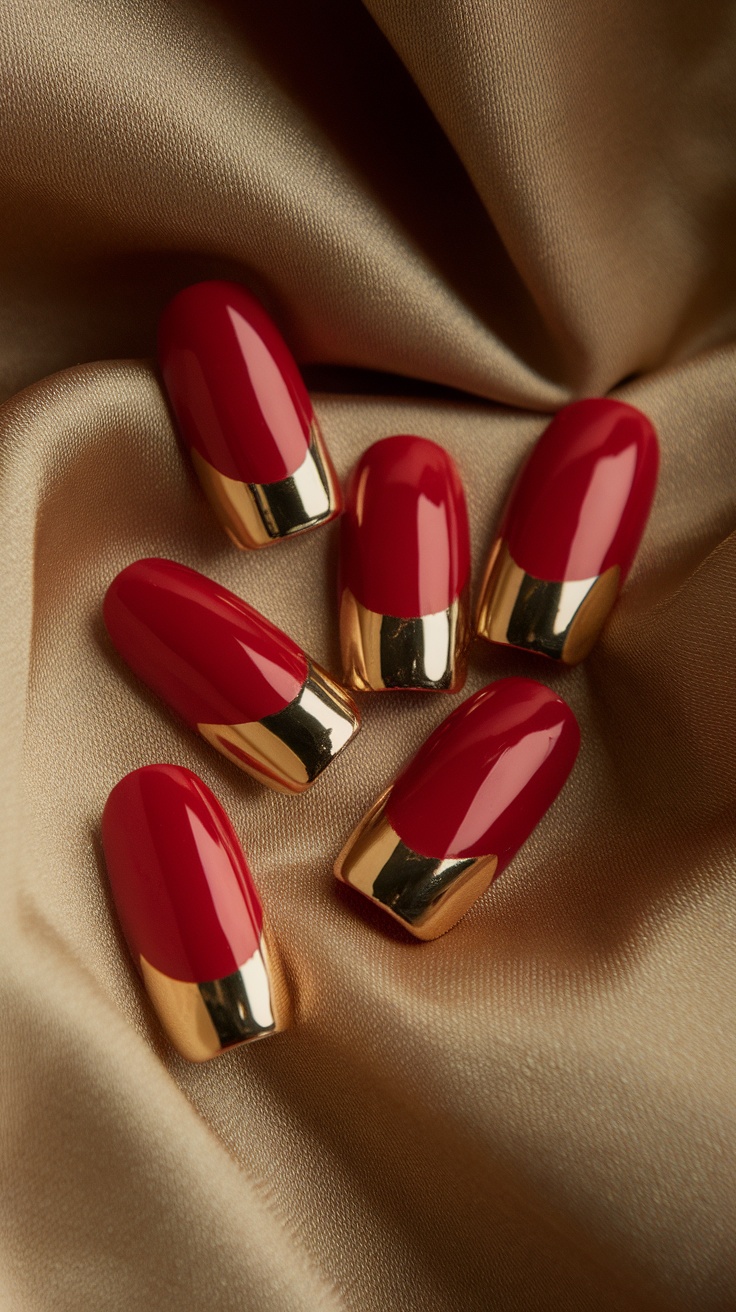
top-left (0, 2), bottom-right (734, 1307)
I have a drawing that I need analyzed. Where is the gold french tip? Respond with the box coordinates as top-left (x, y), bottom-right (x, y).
top-left (475, 538), bottom-right (620, 665)
top-left (139, 925), bottom-right (291, 1063)
top-left (190, 420), bottom-right (341, 550)
top-left (334, 791), bottom-right (498, 941)
top-left (198, 662), bottom-right (360, 794)
top-left (339, 586), bottom-right (470, 692)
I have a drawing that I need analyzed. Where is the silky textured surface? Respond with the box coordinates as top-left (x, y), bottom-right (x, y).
top-left (0, 2), bottom-right (734, 1309)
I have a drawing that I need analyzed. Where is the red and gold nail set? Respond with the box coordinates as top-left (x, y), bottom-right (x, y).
top-left (100, 279), bottom-right (659, 1061)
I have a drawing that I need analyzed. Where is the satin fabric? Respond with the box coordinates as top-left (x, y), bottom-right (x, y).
top-left (0, 2), bottom-right (734, 1308)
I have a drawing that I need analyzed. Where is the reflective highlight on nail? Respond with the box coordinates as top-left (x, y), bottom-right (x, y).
top-left (101, 765), bottom-right (291, 1060)
top-left (335, 678), bottom-right (579, 939)
top-left (475, 399), bottom-right (658, 664)
top-left (103, 558), bottom-right (360, 792)
top-left (339, 435), bottom-right (471, 691)
top-left (158, 280), bottom-right (341, 548)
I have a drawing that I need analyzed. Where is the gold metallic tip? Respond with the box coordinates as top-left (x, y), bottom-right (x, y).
top-left (335, 791), bottom-right (498, 941)
top-left (475, 539), bottom-right (620, 665)
top-left (198, 662), bottom-right (360, 794)
top-left (339, 586), bottom-right (470, 692)
top-left (190, 420), bottom-right (340, 550)
top-left (139, 925), bottom-right (291, 1063)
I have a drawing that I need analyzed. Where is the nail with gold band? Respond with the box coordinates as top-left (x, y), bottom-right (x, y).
top-left (475, 399), bottom-right (659, 664)
top-left (101, 765), bottom-right (291, 1061)
top-left (335, 678), bottom-right (579, 940)
top-left (158, 280), bottom-right (341, 549)
top-left (103, 558), bottom-right (360, 794)
top-left (339, 435), bottom-right (471, 692)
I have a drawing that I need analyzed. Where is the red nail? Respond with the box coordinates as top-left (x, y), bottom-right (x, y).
top-left (335, 678), bottom-right (579, 939)
top-left (102, 765), bottom-right (290, 1060)
top-left (158, 280), bottom-right (341, 549)
top-left (476, 399), bottom-right (659, 663)
top-left (104, 558), bottom-right (360, 793)
top-left (339, 435), bottom-right (471, 691)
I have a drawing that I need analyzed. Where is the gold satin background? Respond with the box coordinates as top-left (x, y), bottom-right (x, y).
top-left (0, 2), bottom-right (734, 1308)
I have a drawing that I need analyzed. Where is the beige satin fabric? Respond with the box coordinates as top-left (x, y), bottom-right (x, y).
top-left (0, 3), bottom-right (734, 1309)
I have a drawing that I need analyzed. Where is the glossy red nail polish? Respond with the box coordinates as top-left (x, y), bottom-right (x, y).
top-left (476, 399), bottom-right (659, 664)
top-left (158, 280), bottom-right (341, 549)
top-left (339, 435), bottom-right (471, 691)
top-left (102, 765), bottom-right (290, 1060)
top-left (104, 558), bottom-right (360, 792)
top-left (335, 678), bottom-right (579, 939)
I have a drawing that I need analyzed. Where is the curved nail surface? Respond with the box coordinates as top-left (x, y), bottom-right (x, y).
top-left (335, 677), bottom-right (579, 939)
top-left (158, 280), bottom-right (341, 548)
top-left (101, 765), bottom-right (291, 1061)
top-left (104, 558), bottom-right (360, 793)
top-left (339, 435), bottom-right (471, 692)
top-left (476, 399), bottom-right (659, 664)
